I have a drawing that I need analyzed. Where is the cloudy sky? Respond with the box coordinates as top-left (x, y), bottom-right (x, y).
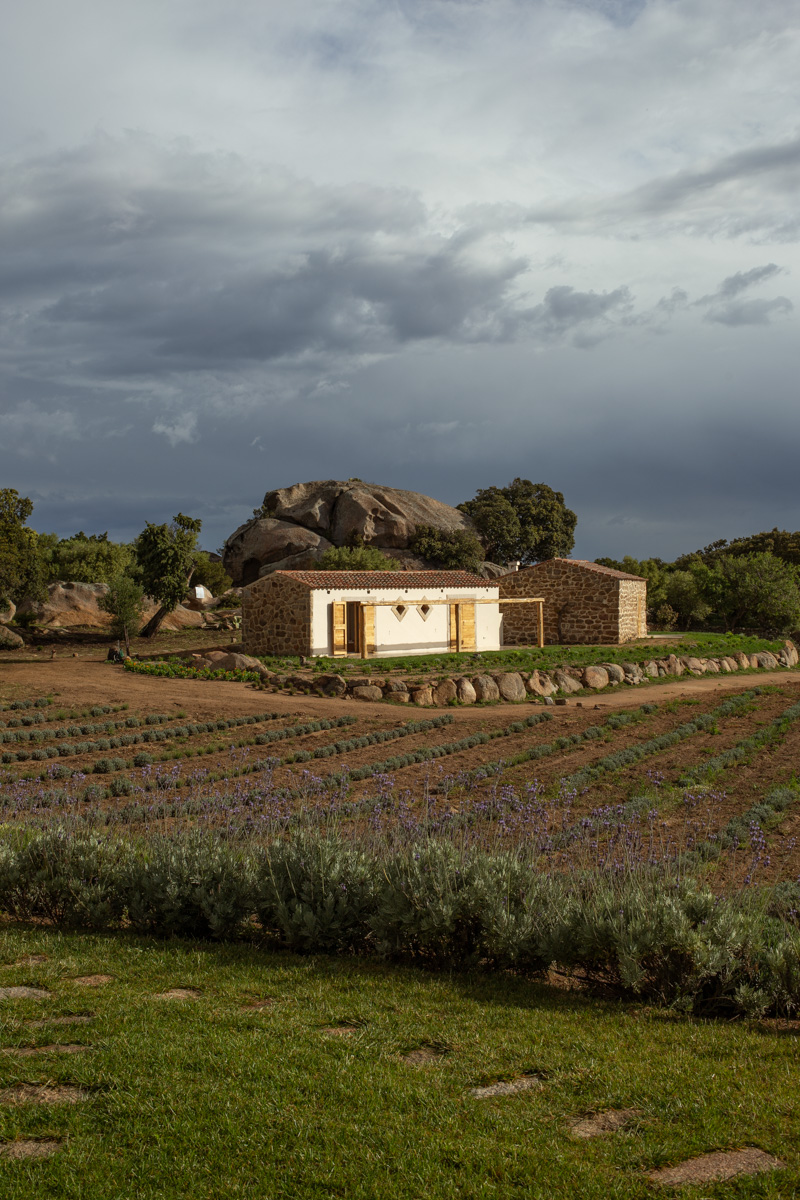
top-left (2, 0), bottom-right (798, 560)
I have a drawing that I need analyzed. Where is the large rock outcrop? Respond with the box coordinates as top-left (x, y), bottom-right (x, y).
top-left (224, 479), bottom-right (489, 584)
top-left (16, 582), bottom-right (204, 631)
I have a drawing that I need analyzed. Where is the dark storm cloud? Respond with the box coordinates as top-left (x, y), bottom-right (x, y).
top-left (693, 263), bottom-right (793, 326)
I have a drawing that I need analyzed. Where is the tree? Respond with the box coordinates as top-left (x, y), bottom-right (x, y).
top-left (408, 526), bottom-right (484, 572)
top-left (663, 569), bottom-right (712, 631)
top-left (317, 545), bottom-right (399, 571)
top-left (136, 513), bottom-right (202, 637)
top-left (99, 575), bottom-right (146, 656)
top-left (0, 488), bottom-right (45, 607)
top-left (701, 553), bottom-right (800, 634)
top-left (458, 479), bottom-right (576, 566)
top-left (43, 531), bottom-right (136, 585)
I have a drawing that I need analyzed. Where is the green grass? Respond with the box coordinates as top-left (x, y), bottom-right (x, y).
top-left (0, 928), bottom-right (797, 1199)
top-left (260, 632), bottom-right (785, 678)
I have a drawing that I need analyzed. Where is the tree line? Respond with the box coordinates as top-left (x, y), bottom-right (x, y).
top-left (597, 531), bottom-right (800, 636)
top-left (0, 489), bottom-right (232, 653)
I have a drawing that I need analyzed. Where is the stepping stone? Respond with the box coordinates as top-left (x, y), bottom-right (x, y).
top-left (470, 1075), bottom-right (542, 1099)
top-left (401, 1045), bottom-right (448, 1066)
top-left (647, 1147), bottom-right (784, 1187)
top-left (1, 955), bottom-right (49, 969)
top-left (241, 997), bottom-right (275, 1010)
top-left (0, 1138), bottom-right (61, 1160)
top-left (570, 1108), bottom-right (642, 1139)
top-left (0, 1083), bottom-right (88, 1106)
top-left (26, 1014), bottom-right (93, 1028)
top-left (152, 988), bottom-right (201, 1001)
top-left (2, 1043), bottom-right (88, 1057)
top-left (71, 974), bottom-right (114, 987)
top-left (0, 986), bottom-right (50, 1000)
top-left (320, 1025), bottom-right (359, 1037)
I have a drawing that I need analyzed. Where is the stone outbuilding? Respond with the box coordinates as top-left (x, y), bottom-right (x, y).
top-left (242, 570), bottom-right (511, 658)
top-left (499, 559), bottom-right (647, 645)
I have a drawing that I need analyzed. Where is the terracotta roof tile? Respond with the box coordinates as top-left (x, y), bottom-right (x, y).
top-left (270, 570), bottom-right (493, 589)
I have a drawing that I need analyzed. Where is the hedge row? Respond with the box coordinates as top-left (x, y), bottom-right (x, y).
top-left (2, 827), bottom-right (799, 1018)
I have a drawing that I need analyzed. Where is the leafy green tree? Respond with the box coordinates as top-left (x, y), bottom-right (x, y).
top-left (136, 513), bottom-right (202, 637)
top-left (701, 553), bottom-right (800, 634)
top-left (190, 552), bottom-right (233, 597)
top-left (99, 575), bottom-right (146, 656)
top-left (43, 531), bottom-right (136, 585)
top-left (408, 526), bottom-right (484, 572)
top-left (458, 479), bottom-right (576, 566)
top-left (595, 556), bottom-right (668, 613)
top-left (675, 529), bottom-right (800, 569)
top-left (663, 569), bottom-right (712, 631)
top-left (0, 488), bottom-right (46, 607)
top-left (317, 545), bottom-right (399, 571)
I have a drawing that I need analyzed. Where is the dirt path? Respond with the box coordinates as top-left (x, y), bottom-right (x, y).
top-left (2, 657), bottom-right (800, 721)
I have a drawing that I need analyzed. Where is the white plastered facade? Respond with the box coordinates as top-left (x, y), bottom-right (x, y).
top-left (309, 584), bottom-right (501, 657)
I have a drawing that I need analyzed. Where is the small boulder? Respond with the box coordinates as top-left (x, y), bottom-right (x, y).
top-left (755, 651), bottom-right (779, 669)
top-left (527, 670), bottom-right (557, 698)
top-left (735, 651), bottom-right (751, 669)
top-left (749, 654), bottom-right (760, 669)
top-left (411, 686), bottom-right (434, 707)
top-left (316, 674), bottom-right (347, 697)
top-left (0, 600), bottom-right (15, 624)
top-left (493, 672), bottom-right (526, 703)
top-left (383, 679), bottom-right (409, 694)
top-left (0, 625), bottom-right (24, 650)
top-left (456, 677), bottom-right (476, 704)
top-left (552, 669), bottom-right (582, 695)
top-left (582, 665), bottom-right (610, 690)
top-left (783, 640), bottom-right (798, 667)
top-left (665, 654), bottom-right (684, 676)
top-left (684, 657), bottom-right (706, 674)
top-left (704, 659), bottom-right (720, 674)
top-left (642, 660), bottom-right (659, 678)
top-left (351, 685), bottom-right (384, 702)
top-left (472, 674), bottom-right (500, 702)
top-left (434, 679), bottom-right (458, 706)
top-left (601, 663), bottom-right (625, 684)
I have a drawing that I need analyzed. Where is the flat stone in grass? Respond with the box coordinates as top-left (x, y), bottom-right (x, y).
top-left (0, 1083), bottom-right (88, 1106)
top-left (401, 1044), bottom-right (449, 1066)
top-left (152, 988), bottom-right (201, 1000)
top-left (71, 974), bottom-right (114, 987)
top-left (0, 1139), bottom-right (62, 1160)
top-left (647, 1148), bottom-right (783, 1187)
top-left (0, 986), bottom-right (50, 1000)
top-left (470, 1075), bottom-right (542, 1099)
top-left (2, 1044), bottom-right (88, 1057)
top-left (569, 1108), bottom-right (642, 1139)
top-left (320, 1025), bottom-right (359, 1037)
top-left (1, 955), bottom-right (49, 969)
top-left (26, 1014), bottom-right (93, 1028)
top-left (241, 997), bottom-right (276, 1011)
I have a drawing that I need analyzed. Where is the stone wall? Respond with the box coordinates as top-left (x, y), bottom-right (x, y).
top-left (619, 578), bottom-right (648, 641)
top-left (242, 575), bottom-right (312, 656)
top-left (499, 560), bottom-right (646, 645)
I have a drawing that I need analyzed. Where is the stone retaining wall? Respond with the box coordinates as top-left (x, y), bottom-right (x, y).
top-left (245, 640), bottom-right (799, 705)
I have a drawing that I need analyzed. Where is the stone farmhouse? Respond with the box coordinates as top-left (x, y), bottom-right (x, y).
top-left (499, 559), bottom-right (647, 645)
top-left (242, 570), bottom-right (544, 658)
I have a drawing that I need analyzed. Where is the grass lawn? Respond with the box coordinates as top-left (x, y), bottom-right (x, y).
top-left (1, 928), bottom-right (797, 1198)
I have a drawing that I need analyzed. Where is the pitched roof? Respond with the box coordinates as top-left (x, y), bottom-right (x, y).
top-left (270, 570), bottom-right (493, 590)
top-left (516, 558), bottom-right (646, 581)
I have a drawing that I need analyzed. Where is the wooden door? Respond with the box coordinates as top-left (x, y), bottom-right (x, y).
top-left (361, 603), bottom-right (375, 658)
top-left (332, 602), bottom-right (347, 656)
